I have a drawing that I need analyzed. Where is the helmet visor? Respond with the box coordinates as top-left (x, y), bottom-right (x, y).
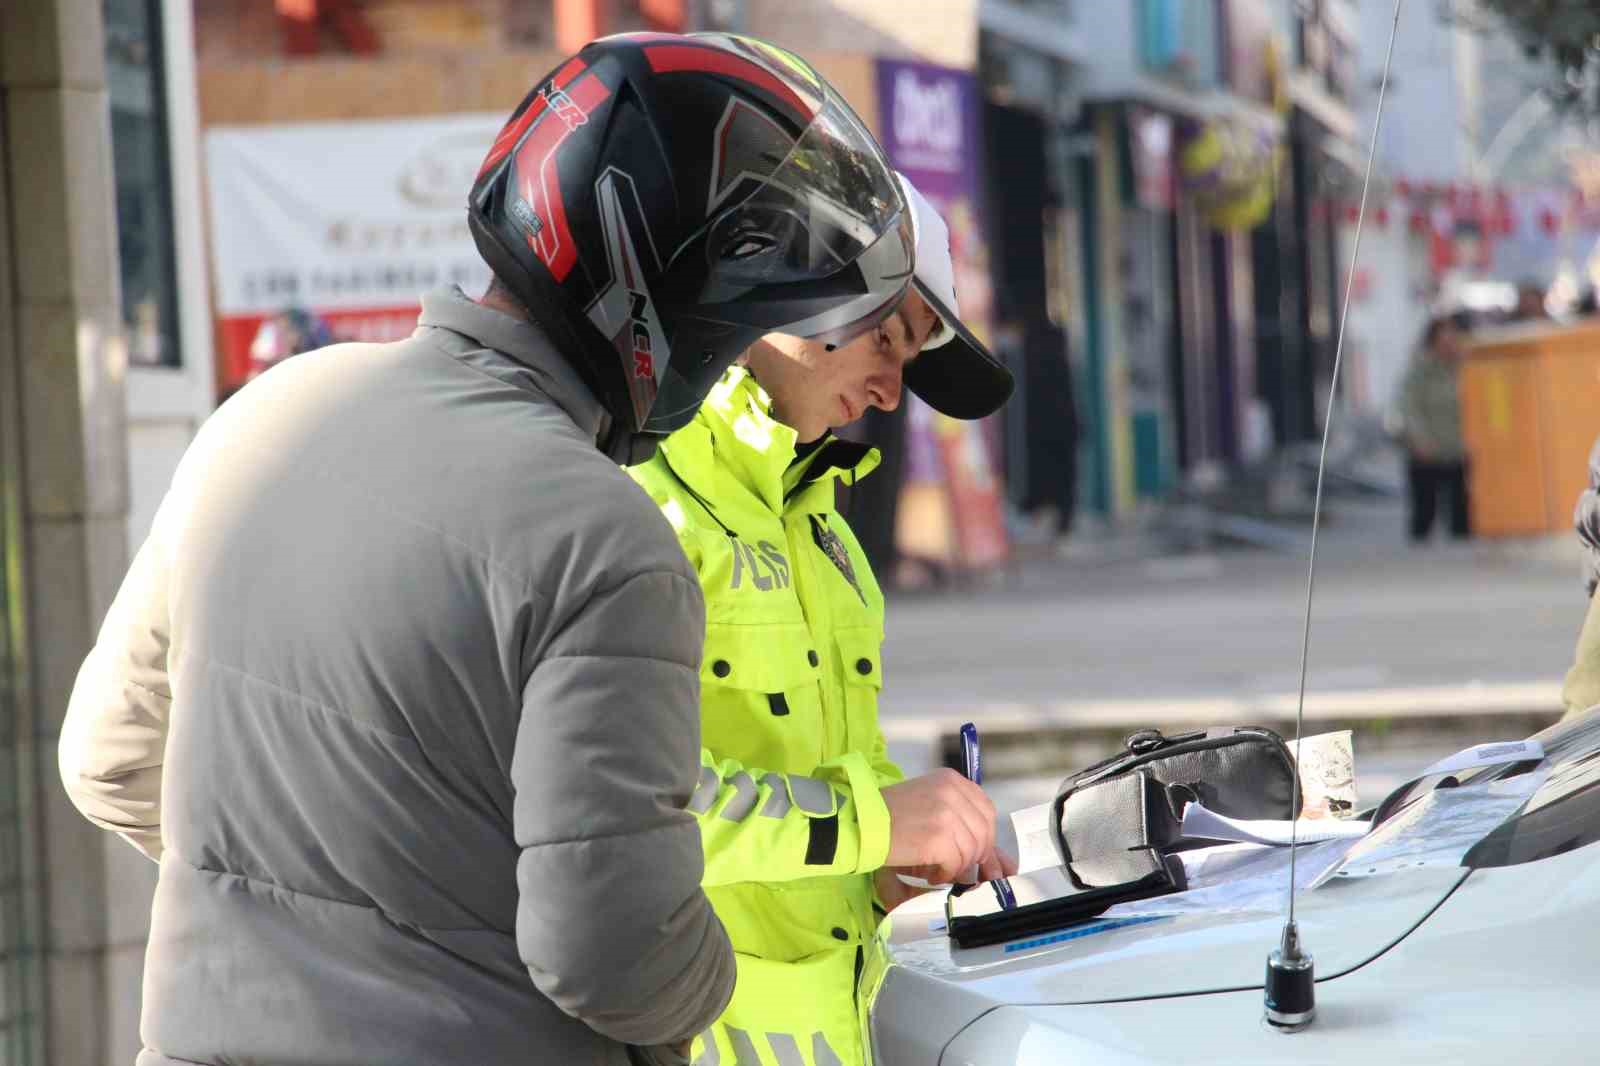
top-left (704, 82), bottom-right (913, 346)
top-left (642, 41), bottom-right (912, 438)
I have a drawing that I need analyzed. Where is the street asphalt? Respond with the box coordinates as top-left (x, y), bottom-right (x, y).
top-left (876, 495), bottom-right (1592, 830)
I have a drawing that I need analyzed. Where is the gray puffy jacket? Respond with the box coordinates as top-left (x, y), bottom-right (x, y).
top-left (60, 287), bottom-right (733, 1064)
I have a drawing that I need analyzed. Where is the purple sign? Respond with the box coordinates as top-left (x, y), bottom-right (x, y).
top-left (875, 60), bottom-right (995, 478)
top-left (875, 59), bottom-right (1008, 566)
top-left (876, 59), bottom-right (983, 205)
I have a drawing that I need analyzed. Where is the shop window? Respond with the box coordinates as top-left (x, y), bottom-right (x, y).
top-left (104, 0), bottom-right (182, 368)
top-left (1139, 0), bottom-right (1220, 88)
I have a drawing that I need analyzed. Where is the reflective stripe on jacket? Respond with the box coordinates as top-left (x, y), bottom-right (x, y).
top-left (630, 368), bottom-right (903, 1066)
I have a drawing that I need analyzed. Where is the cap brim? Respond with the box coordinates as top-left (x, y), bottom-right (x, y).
top-left (903, 277), bottom-right (1015, 420)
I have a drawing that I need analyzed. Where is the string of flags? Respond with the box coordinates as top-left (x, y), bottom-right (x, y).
top-left (1313, 181), bottom-right (1600, 239)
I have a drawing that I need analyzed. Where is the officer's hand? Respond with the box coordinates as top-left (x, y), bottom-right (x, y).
top-left (873, 866), bottom-right (929, 912)
top-left (978, 847), bottom-right (1020, 883)
top-left (881, 769), bottom-right (998, 884)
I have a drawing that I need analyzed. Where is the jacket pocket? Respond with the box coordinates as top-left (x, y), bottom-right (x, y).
top-left (833, 626), bottom-right (884, 761)
top-left (701, 622), bottom-right (827, 771)
top-left (710, 947), bottom-right (863, 1065)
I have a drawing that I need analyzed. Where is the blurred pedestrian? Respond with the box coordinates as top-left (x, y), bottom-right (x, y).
top-left (1512, 280), bottom-right (1548, 323)
top-left (1575, 285), bottom-right (1599, 318)
top-left (58, 34), bottom-right (914, 1066)
top-left (1562, 435), bottom-right (1600, 719)
top-left (248, 306), bottom-right (333, 376)
top-left (219, 306), bottom-right (337, 407)
top-left (1016, 310), bottom-right (1080, 543)
top-left (1396, 312), bottom-right (1472, 542)
top-left (629, 175), bottom-right (1015, 1066)
top-left (993, 305), bottom-right (1080, 546)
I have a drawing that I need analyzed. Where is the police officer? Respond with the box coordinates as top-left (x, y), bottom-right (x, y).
top-left (631, 177), bottom-right (1016, 1066)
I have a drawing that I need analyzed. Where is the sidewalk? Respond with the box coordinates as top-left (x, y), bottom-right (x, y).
top-left (879, 494), bottom-right (1588, 788)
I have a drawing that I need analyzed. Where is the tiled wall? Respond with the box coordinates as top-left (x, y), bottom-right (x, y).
top-left (1, 0), bottom-right (141, 1061)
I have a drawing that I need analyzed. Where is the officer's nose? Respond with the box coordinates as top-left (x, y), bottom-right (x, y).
top-left (867, 370), bottom-right (902, 413)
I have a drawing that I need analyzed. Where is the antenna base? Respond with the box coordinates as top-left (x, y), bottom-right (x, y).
top-left (1263, 925), bottom-right (1316, 1033)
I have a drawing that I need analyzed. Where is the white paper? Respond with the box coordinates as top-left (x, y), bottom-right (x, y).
top-left (1176, 841), bottom-right (1263, 881)
top-left (1010, 802), bottom-right (1061, 875)
top-left (1290, 729), bottom-right (1358, 818)
top-left (1108, 837), bottom-right (1355, 918)
top-left (1180, 800), bottom-right (1370, 846)
top-left (1416, 739), bottom-right (1544, 779)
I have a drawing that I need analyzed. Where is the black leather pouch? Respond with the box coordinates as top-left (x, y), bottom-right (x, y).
top-left (945, 726), bottom-right (1297, 950)
top-left (1052, 726), bottom-right (1298, 868)
top-left (1060, 769), bottom-right (1184, 887)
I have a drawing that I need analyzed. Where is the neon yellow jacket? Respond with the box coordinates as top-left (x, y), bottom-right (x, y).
top-left (630, 368), bottom-right (902, 1066)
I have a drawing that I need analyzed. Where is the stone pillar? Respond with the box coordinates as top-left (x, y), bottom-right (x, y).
top-left (1, 0), bottom-right (146, 1061)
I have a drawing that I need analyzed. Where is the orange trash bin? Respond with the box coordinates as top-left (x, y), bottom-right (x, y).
top-left (1460, 321), bottom-right (1600, 538)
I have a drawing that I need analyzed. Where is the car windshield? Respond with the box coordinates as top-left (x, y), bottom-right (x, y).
top-left (1462, 716), bottom-right (1600, 869)
top-left (1333, 713), bottom-right (1600, 878)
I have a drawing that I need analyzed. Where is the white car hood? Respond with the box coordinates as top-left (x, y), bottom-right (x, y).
top-left (868, 759), bottom-right (1551, 1065)
top-left (938, 842), bottom-right (1600, 1066)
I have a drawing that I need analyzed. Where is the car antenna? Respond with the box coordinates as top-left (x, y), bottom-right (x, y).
top-left (1265, 0), bottom-right (1404, 1034)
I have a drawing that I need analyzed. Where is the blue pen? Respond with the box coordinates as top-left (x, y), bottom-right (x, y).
top-left (959, 722), bottom-right (981, 786)
top-left (958, 723), bottom-right (1002, 894)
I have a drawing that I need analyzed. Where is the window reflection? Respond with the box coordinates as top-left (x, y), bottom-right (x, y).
top-left (105, 0), bottom-right (181, 368)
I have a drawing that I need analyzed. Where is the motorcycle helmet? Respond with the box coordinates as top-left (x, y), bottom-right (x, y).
top-left (469, 32), bottom-right (913, 462)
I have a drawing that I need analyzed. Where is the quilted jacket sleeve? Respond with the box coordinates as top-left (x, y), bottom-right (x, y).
top-left (58, 503), bottom-right (175, 862)
top-left (511, 567), bottom-right (734, 1047)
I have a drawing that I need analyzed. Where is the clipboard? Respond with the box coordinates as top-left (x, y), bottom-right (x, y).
top-left (945, 851), bottom-right (1187, 950)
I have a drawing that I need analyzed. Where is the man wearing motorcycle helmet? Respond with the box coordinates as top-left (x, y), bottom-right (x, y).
top-left (59, 33), bottom-right (911, 1066)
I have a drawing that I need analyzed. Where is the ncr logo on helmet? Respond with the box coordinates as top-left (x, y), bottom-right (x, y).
top-left (586, 168), bottom-right (670, 428)
top-left (545, 85), bottom-right (588, 133)
top-left (626, 290), bottom-right (655, 381)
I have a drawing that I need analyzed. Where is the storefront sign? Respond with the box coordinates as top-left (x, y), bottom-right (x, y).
top-left (875, 58), bottom-right (1008, 570)
top-left (1130, 107), bottom-right (1175, 212)
top-left (205, 114), bottom-right (500, 385)
top-left (1224, 0), bottom-right (1281, 108)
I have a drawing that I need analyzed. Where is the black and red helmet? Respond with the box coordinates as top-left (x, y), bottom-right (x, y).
top-left (469, 32), bottom-right (913, 461)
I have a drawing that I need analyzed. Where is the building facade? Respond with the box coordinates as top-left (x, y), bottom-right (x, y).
top-left (979, 0), bottom-right (1364, 522)
top-left (1, 0), bottom-right (190, 1059)
top-left (4, 3), bottom-right (993, 1058)
top-left (1255, 0), bottom-right (1360, 448)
